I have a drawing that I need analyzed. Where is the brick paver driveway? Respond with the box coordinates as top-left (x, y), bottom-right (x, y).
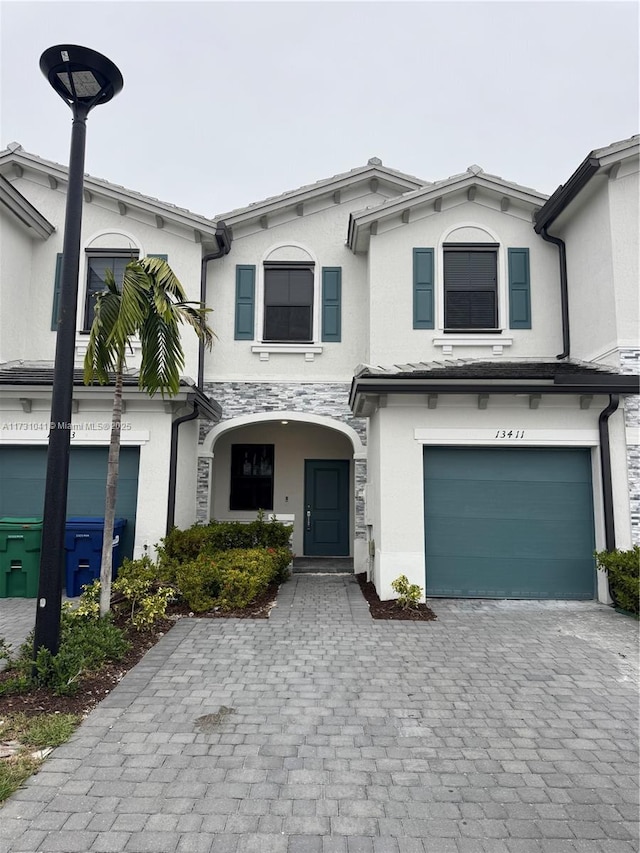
top-left (1, 575), bottom-right (638, 853)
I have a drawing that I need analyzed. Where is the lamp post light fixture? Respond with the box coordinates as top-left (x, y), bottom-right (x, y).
top-left (33, 46), bottom-right (123, 658)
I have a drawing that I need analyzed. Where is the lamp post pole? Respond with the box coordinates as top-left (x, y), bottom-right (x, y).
top-left (33, 46), bottom-right (123, 657)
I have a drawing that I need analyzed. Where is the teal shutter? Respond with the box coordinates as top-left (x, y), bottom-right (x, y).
top-left (508, 248), bottom-right (531, 329)
top-left (147, 253), bottom-right (168, 261)
top-left (51, 253), bottom-right (63, 330)
top-left (321, 267), bottom-right (342, 342)
top-left (235, 265), bottom-right (255, 340)
top-left (413, 248), bottom-right (434, 329)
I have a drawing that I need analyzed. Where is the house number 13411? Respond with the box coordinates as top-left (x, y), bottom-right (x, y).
top-left (495, 430), bottom-right (525, 439)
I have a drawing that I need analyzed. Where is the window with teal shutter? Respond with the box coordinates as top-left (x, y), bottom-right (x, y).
top-left (413, 248), bottom-right (434, 329)
top-left (235, 265), bottom-right (256, 340)
top-left (508, 248), bottom-right (531, 329)
top-left (321, 267), bottom-right (341, 342)
top-left (51, 253), bottom-right (63, 330)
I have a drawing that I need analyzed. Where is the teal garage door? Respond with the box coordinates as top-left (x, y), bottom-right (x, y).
top-left (423, 447), bottom-right (596, 599)
top-left (0, 446), bottom-right (140, 561)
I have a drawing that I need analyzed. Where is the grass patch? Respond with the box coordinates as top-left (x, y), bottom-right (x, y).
top-left (0, 712), bottom-right (80, 803)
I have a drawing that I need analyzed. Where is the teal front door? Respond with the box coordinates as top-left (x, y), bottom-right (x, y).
top-left (303, 460), bottom-right (349, 556)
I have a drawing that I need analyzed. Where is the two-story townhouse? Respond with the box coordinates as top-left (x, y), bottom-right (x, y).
top-left (198, 141), bottom-right (638, 603)
top-left (0, 143), bottom-right (224, 565)
top-left (1, 136), bottom-right (637, 603)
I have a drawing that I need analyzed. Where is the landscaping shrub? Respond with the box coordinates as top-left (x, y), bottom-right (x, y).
top-left (595, 546), bottom-right (640, 615)
top-left (176, 547), bottom-right (289, 612)
top-left (391, 574), bottom-right (423, 609)
top-left (159, 512), bottom-right (293, 574)
top-left (3, 610), bottom-right (131, 697)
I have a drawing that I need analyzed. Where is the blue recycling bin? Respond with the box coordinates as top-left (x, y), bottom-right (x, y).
top-left (64, 517), bottom-right (127, 597)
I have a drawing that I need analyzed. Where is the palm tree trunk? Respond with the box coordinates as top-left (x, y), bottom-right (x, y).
top-left (99, 355), bottom-right (124, 617)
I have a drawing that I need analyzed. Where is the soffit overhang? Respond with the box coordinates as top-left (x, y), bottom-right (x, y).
top-left (215, 164), bottom-right (428, 229)
top-left (0, 174), bottom-right (55, 239)
top-left (348, 361), bottom-right (638, 416)
top-left (534, 134), bottom-right (639, 233)
top-left (0, 145), bottom-right (221, 247)
top-left (347, 171), bottom-right (549, 254)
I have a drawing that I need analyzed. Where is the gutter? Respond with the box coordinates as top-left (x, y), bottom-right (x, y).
top-left (532, 154), bottom-right (602, 363)
top-left (598, 394), bottom-right (620, 551)
top-left (164, 222), bottom-right (231, 536)
top-left (539, 227), bottom-right (570, 359)
top-left (349, 376), bottom-right (638, 409)
top-left (533, 156), bottom-right (600, 233)
top-left (165, 388), bottom-right (222, 534)
top-left (198, 221), bottom-right (232, 387)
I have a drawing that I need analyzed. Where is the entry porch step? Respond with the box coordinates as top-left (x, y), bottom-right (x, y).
top-left (292, 557), bottom-right (354, 574)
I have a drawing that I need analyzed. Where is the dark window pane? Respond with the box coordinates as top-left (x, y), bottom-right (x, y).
top-left (264, 306), bottom-right (312, 341)
top-left (230, 444), bottom-right (274, 511)
top-left (263, 266), bottom-right (314, 341)
top-left (84, 254), bottom-right (136, 330)
top-left (444, 249), bottom-right (497, 329)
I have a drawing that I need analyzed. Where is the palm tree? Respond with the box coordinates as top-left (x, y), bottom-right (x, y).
top-left (84, 256), bottom-right (214, 616)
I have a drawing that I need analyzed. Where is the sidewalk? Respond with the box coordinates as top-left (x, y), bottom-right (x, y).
top-left (1, 575), bottom-right (638, 852)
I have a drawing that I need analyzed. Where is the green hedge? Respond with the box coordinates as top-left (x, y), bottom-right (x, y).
top-left (159, 514), bottom-right (293, 578)
top-left (176, 547), bottom-right (290, 612)
top-left (595, 546), bottom-right (639, 615)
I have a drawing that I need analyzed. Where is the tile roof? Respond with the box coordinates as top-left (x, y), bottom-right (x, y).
top-left (354, 359), bottom-right (627, 380)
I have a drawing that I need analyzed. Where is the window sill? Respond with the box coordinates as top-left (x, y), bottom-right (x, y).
top-left (433, 334), bottom-right (513, 356)
top-left (75, 335), bottom-right (142, 359)
top-left (251, 343), bottom-right (323, 362)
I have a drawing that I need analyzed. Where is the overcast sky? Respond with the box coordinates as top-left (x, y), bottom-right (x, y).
top-left (1, 0), bottom-right (638, 218)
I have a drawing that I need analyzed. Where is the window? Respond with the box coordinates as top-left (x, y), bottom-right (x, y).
top-left (83, 252), bottom-right (138, 331)
top-left (263, 263), bottom-right (314, 342)
top-left (443, 244), bottom-right (498, 330)
top-left (230, 444), bottom-right (274, 511)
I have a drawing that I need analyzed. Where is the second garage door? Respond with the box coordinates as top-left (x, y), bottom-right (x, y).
top-left (423, 446), bottom-right (596, 599)
top-left (0, 445), bottom-right (140, 562)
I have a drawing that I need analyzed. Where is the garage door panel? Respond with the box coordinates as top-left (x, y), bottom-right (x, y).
top-left (425, 447), bottom-right (593, 483)
top-left (427, 555), bottom-right (594, 599)
top-left (425, 480), bottom-right (594, 522)
top-left (424, 447), bottom-right (595, 599)
top-left (426, 516), bottom-right (594, 559)
top-left (0, 446), bottom-right (139, 562)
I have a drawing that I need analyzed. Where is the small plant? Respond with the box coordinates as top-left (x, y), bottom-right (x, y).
top-left (595, 546), bottom-right (640, 616)
top-left (112, 556), bottom-right (176, 629)
top-left (391, 574), bottom-right (423, 610)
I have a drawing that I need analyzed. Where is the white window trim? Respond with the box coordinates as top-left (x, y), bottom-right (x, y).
top-left (76, 231), bottom-right (144, 358)
top-left (436, 222), bottom-right (507, 336)
top-left (255, 241), bottom-right (322, 353)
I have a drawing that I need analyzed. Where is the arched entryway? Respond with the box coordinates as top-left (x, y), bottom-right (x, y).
top-left (199, 412), bottom-right (366, 563)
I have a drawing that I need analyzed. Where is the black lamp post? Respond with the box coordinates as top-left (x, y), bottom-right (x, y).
top-left (33, 46), bottom-right (123, 657)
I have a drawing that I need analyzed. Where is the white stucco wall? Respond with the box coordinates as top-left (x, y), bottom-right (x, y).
top-left (0, 211), bottom-right (36, 362)
top-left (367, 196), bottom-right (563, 365)
top-left (608, 161), bottom-right (639, 348)
top-left (2, 173), bottom-right (204, 377)
top-left (367, 394), bottom-right (631, 602)
top-left (204, 194), bottom-right (383, 383)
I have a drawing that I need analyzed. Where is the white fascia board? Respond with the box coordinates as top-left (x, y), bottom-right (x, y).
top-left (0, 175), bottom-right (55, 239)
top-left (216, 167), bottom-right (426, 226)
top-left (347, 173), bottom-right (548, 251)
top-left (0, 149), bottom-right (219, 237)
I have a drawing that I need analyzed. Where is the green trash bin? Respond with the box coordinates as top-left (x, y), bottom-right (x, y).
top-left (0, 517), bottom-right (43, 598)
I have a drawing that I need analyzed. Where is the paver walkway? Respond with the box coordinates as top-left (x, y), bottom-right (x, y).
top-left (1, 575), bottom-right (638, 853)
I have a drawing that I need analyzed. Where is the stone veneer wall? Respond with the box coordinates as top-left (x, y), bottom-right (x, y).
top-left (197, 382), bottom-right (368, 540)
top-left (620, 349), bottom-right (639, 544)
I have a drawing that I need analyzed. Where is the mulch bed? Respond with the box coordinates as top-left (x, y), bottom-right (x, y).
top-left (355, 573), bottom-right (438, 621)
top-left (1, 576), bottom-right (436, 719)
